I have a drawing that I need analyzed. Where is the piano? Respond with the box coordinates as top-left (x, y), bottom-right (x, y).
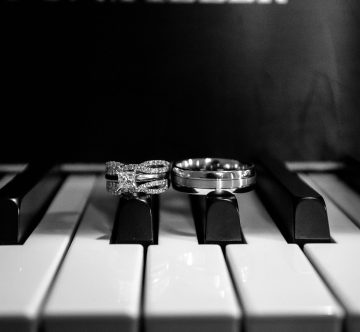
top-left (0, 160), bottom-right (360, 332)
top-left (1, 0), bottom-right (360, 331)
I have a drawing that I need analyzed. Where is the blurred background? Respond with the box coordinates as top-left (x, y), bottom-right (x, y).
top-left (0, 0), bottom-right (359, 162)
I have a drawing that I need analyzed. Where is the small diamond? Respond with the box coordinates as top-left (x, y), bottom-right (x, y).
top-left (242, 170), bottom-right (251, 178)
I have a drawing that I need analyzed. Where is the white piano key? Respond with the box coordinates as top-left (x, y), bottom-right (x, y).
top-left (59, 163), bottom-right (104, 173)
top-left (168, 0), bottom-right (196, 3)
top-left (236, 191), bottom-right (285, 244)
top-left (227, 244), bottom-right (343, 332)
top-left (43, 176), bottom-right (144, 332)
top-left (228, 0), bottom-right (254, 3)
top-left (157, 189), bottom-right (198, 246)
top-left (0, 175), bottom-right (95, 332)
top-left (286, 161), bottom-right (344, 173)
top-left (305, 244), bottom-right (360, 332)
top-left (0, 164), bottom-right (27, 173)
top-left (144, 189), bottom-right (241, 332)
top-left (226, 191), bottom-right (343, 332)
top-left (299, 173), bottom-right (360, 332)
top-left (304, 173), bottom-right (360, 229)
top-left (198, 0), bottom-right (227, 4)
top-left (0, 174), bottom-right (17, 188)
top-left (299, 174), bottom-right (360, 244)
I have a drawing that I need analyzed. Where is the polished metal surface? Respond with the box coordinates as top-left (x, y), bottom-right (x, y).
top-left (172, 158), bottom-right (256, 194)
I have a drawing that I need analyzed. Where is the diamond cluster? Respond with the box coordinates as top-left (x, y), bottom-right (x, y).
top-left (105, 160), bottom-right (170, 196)
top-left (105, 161), bottom-right (124, 176)
top-left (106, 160), bottom-right (170, 176)
top-left (137, 160), bottom-right (170, 174)
top-left (106, 179), bottom-right (169, 195)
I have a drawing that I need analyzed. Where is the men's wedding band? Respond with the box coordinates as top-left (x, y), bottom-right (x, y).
top-left (172, 158), bottom-right (256, 195)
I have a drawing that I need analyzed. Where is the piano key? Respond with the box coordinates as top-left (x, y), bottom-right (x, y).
top-left (297, 172), bottom-right (360, 332)
top-left (111, 194), bottom-right (158, 245)
top-left (304, 244), bottom-right (360, 332)
top-left (0, 174), bottom-right (17, 189)
top-left (199, 0), bottom-right (227, 3)
top-left (157, 189), bottom-right (198, 246)
top-left (299, 174), bottom-right (360, 243)
top-left (168, 0), bottom-right (196, 3)
top-left (234, 190), bottom-right (285, 244)
top-left (144, 189), bottom-right (241, 332)
top-left (42, 176), bottom-right (144, 332)
top-left (257, 157), bottom-right (331, 244)
top-left (228, 0), bottom-right (254, 3)
top-left (302, 173), bottom-right (360, 230)
top-left (226, 191), bottom-right (343, 332)
top-left (0, 175), bottom-right (95, 332)
top-left (190, 192), bottom-right (245, 244)
top-left (0, 163), bottom-right (64, 244)
top-left (59, 163), bottom-right (104, 174)
top-left (286, 161), bottom-right (344, 173)
top-left (0, 164), bottom-right (27, 173)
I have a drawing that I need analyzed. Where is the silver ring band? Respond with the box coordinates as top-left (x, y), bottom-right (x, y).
top-left (172, 158), bottom-right (256, 195)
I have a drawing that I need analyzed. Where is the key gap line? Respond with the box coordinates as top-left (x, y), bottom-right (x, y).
top-left (37, 176), bottom-right (91, 332)
top-left (139, 245), bottom-right (149, 332)
top-left (301, 247), bottom-right (348, 332)
top-left (221, 245), bottom-right (246, 332)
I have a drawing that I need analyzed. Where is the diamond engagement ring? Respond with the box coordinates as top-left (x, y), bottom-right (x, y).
top-left (105, 160), bottom-right (170, 195)
top-left (172, 158), bottom-right (256, 195)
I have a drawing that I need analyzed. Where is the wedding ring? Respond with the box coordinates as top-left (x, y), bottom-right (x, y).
top-left (106, 179), bottom-right (169, 195)
top-left (105, 160), bottom-right (170, 195)
top-left (172, 158), bottom-right (256, 194)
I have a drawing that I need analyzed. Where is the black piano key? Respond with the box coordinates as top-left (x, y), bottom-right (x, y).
top-left (190, 191), bottom-right (245, 245)
top-left (336, 157), bottom-right (360, 195)
top-left (256, 156), bottom-right (331, 245)
top-left (111, 194), bottom-right (159, 246)
top-left (0, 163), bottom-right (64, 245)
